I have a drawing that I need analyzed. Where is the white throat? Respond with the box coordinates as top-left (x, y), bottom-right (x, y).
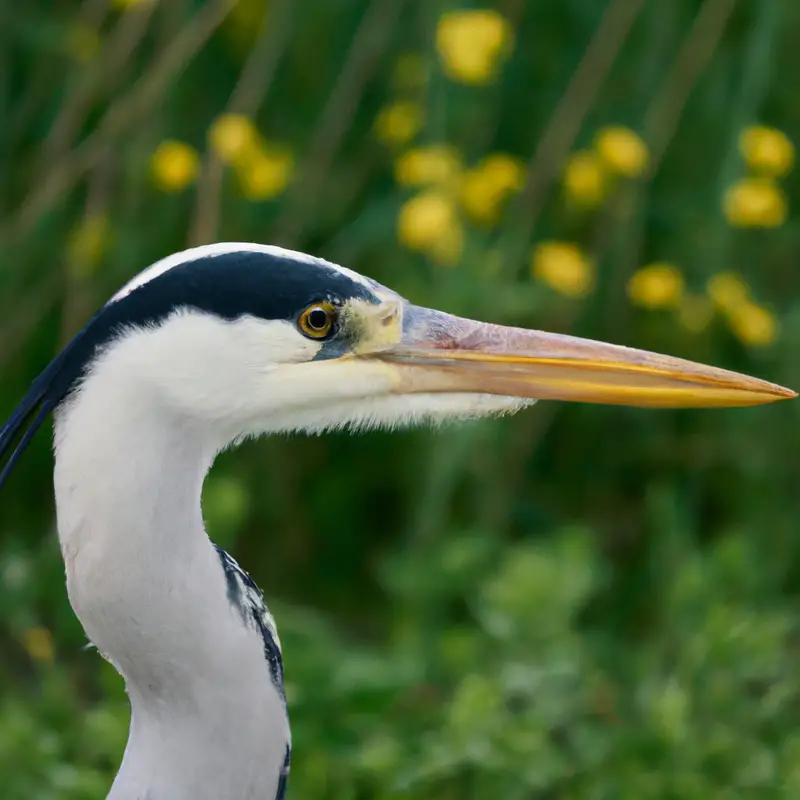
top-left (53, 355), bottom-right (289, 799)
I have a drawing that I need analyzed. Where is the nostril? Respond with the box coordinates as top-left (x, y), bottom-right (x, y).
top-left (378, 303), bottom-right (401, 328)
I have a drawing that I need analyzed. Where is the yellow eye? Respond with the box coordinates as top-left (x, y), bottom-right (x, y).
top-left (298, 301), bottom-right (337, 339)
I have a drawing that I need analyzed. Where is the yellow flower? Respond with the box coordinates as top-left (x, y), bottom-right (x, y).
top-left (563, 150), bottom-right (606, 208)
top-left (67, 214), bottom-right (110, 278)
top-left (459, 171), bottom-right (505, 225)
top-left (677, 294), bottom-right (714, 333)
top-left (627, 263), bottom-right (684, 309)
top-left (436, 10), bottom-right (513, 85)
top-left (150, 140), bottom-right (200, 193)
top-left (723, 177), bottom-right (787, 228)
top-left (480, 153), bottom-right (525, 192)
top-left (595, 126), bottom-right (649, 178)
top-left (727, 301), bottom-right (778, 347)
top-left (393, 53), bottom-right (429, 90)
top-left (739, 126), bottom-right (794, 177)
top-left (209, 114), bottom-right (260, 165)
top-left (395, 145), bottom-right (462, 187)
top-left (23, 627), bottom-right (54, 664)
top-left (706, 272), bottom-right (749, 311)
top-left (236, 148), bottom-right (293, 201)
top-left (375, 101), bottom-right (424, 146)
top-left (398, 191), bottom-right (462, 265)
top-left (458, 153), bottom-right (524, 225)
top-left (398, 191), bottom-right (457, 248)
top-left (531, 241), bottom-right (593, 298)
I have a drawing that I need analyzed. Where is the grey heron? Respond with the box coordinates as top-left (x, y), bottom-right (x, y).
top-left (0, 243), bottom-right (794, 799)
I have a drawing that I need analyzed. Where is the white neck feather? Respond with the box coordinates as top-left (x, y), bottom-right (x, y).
top-left (53, 357), bottom-right (289, 799)
top-left (46, 305), bottom-right (528, 798)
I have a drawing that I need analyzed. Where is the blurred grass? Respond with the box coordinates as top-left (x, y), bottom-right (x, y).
top-left (2, 0), bottom-right (800, 797)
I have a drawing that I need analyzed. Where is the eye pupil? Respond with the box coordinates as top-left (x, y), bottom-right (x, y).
top-left (307, 308), bottom-right (328, 330)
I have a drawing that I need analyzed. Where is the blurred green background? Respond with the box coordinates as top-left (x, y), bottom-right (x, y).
top-left (2, 0), bottom-right (800, 797)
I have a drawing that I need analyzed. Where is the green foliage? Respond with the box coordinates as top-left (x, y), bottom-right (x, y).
top-left (2, 0), bottom-right (800, 797)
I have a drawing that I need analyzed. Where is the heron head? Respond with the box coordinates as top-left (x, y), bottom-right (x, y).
top-left (0, 243), bottom-right (794, 481)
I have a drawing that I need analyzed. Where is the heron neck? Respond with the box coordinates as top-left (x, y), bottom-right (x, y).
top-left (54, 386), bottom-right (214, 652)
top-left (53, 379), bottom-right (288, 800)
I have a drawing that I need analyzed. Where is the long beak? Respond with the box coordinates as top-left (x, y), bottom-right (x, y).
top-left (371, 304), bottom-right (796, 408)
